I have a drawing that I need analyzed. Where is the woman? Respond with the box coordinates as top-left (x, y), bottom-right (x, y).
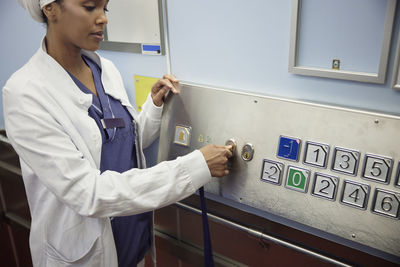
top-left (3, 0), bottom-right (233, 266)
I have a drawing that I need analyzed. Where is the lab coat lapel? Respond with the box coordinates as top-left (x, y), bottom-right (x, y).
top-left (36, 39), bottom-right (102, 168)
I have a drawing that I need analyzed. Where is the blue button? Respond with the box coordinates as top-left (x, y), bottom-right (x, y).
top-left (277, 136), bottom-right (301, 161)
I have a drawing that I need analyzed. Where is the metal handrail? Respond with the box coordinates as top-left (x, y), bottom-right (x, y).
top-left (174, 201), bottom-right (353, 267)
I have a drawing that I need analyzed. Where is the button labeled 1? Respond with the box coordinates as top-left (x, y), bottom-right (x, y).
top-left (304, 142), bottom-right (329, 168)
top-left (261, 159), bottom-right (284, 185)
top-left (362, 154), bottom-right (393, 184)
top-left (372, 189), bottom-right (400, 219)
top-left (312, 173), bottom-right (338, 201)
top-left (285, 166), bottom-right (310, 193)
top-left (340, 181), bottom-right (370, 209)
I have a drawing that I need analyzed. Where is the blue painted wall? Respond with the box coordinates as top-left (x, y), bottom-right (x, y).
top-left (167, 0), bottom-right (400, 115)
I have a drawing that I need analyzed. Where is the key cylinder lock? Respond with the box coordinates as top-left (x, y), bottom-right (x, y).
top-left (241, 143), bottom-right (254, 161)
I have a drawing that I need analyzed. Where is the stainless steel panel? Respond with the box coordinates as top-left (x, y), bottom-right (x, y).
top-left (158, 83), bottom-right (400, 258)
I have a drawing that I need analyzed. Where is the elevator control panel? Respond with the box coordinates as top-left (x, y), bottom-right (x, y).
top-left (263, 137), bottom-right (400, 217)
top-left (158, 84), bottom-right (400, 261)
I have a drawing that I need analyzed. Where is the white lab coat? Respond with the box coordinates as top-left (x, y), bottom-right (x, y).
top-left (2, 38), bottom-right (211, 267)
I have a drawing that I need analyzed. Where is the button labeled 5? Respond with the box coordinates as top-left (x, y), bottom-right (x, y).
top-left (362, 154), bottom-right (393, 184)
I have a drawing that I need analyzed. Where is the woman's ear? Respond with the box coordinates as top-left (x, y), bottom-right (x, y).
top-left (42, 3), bottom-right (59, 23)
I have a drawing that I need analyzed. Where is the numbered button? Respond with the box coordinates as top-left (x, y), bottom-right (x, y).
top-left (285, 166), bottom-right (310, 193)
top-left (361, 154), bottom-right (393, 184)
top-left (261, 159), bottom-right (284, 185)
top-left (331, 147), bottom-right (360, 176)
top-left (277, 136), bottom-right (301, 161)
top-left (371, 189), bottom-right (400, 219)
top-left (303, 141), bottom-right (329, 168)
top-left (340, 181), bottom-right (370, 210)
top-left (311, 173), bottom-right (338, 201)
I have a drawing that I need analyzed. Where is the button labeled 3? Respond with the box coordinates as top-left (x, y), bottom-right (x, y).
top-left (332, 147), bottom-right (360, 176)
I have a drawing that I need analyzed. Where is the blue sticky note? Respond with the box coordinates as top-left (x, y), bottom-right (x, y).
top-left (277, 136), bottom-right (301, 161)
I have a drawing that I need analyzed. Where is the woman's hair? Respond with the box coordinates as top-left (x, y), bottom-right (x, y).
top-left (41, 0), bottom-right (63, 24)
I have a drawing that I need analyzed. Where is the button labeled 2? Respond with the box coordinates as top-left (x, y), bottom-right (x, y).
top-left (285, 166), bottom-right (310, 193)
top-left (312, 173), bottom-right (338, 201)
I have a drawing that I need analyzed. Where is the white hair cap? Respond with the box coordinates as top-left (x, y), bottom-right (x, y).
top-left (17, 0), bottom-right (56, 23)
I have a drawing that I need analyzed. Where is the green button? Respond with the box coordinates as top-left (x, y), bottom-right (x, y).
top-left (286, 167), bottom-right (309, 192)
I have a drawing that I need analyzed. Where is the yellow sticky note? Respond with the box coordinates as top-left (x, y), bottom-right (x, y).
top-left (134, 75), bottom-right (159, 112)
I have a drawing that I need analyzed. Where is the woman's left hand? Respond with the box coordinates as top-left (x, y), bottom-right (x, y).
top-left (151, 74), bottom-right (180, 107)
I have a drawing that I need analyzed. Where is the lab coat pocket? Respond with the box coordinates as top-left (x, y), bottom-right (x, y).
top-left (44, 216), bottom-right (103, 266)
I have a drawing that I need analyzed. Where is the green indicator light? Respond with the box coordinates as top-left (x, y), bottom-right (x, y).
top-left (287, 168), bottom-right (306, 190)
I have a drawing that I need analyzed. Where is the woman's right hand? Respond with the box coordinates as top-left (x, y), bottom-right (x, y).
top-left (200, 144), bottom-right (233, 177)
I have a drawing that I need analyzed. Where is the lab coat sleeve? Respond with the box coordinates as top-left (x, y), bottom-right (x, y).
top-left (3, 84), bottom-right (211, 218)
top-left (138, 93), bottom-right (163, 149)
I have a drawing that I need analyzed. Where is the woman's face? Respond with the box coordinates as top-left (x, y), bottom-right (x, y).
top-left (51, 0), bottom-right (109, 51)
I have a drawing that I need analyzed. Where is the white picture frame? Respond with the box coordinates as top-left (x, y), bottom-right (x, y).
top-left (391, 32), bottom-right (400, 90)
top-left (99, 0), bottom-right (164, 55)
top-left (289, 0), bottom-right (397, 84)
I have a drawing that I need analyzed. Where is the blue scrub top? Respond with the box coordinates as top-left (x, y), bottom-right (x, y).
top-left (69, 55), bottom-right (152, 267)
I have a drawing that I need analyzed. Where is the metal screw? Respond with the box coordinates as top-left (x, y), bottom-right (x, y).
top-left (374, 119), bottom-right (379, 124)
top-left (351, 234), bottom-right (356, 238)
